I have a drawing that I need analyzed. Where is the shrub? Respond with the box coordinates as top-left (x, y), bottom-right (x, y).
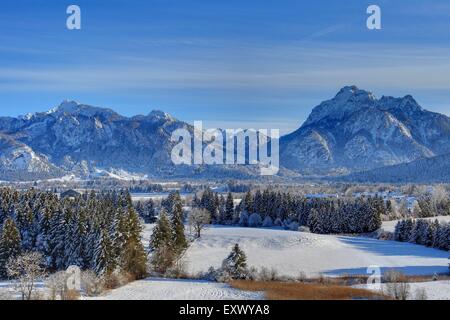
top-left (274, 218), bottom-right (283, 227)
top-left (383, 270), bottom-right (410, 300)
top-left (248, 213), bottom-right (262, 228)
top-left (81, 270), bottom-right (103, 297)
top-left (287, 222), bottom-right (299, 231)
top-left (298, 226), bottom-right (310, 233)
top-left (385, 282), bottom-right (410, 300)
top-left (258, 267), bottom-right (279, 281)
top-left (262, 216), bottom-right (273, 228)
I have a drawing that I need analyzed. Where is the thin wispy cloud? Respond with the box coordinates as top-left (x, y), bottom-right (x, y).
top-left (0, 0), bottom-right (450, 131)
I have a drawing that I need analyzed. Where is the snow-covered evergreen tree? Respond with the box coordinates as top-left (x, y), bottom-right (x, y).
top-left (224, 192), bottom-right (235, 224)
top-left (262, 216), bottom-right (273, 228)
top-left (149, 210), bottom-right (175, 274)
top-left (0, 218), bottom-right (22, 278)
top-left (239, 211), bottom-right (249, 227)
top-left (171, 201), bottom-right (188, 255)
top-left (222, 244), bottom-right (248, 279)
top-left (248, 213), bottom-right (262, 228)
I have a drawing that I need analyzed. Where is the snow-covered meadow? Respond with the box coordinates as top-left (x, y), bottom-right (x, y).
top-left (143, 224), bottom-right (449, 278)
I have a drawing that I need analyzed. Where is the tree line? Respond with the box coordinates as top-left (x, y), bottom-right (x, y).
top-left (394, 218), bottom-right (450, 251)
top-left (193, 188), bottom-right (384, 234)
top-left (0, 188), bottom-right (147, 280)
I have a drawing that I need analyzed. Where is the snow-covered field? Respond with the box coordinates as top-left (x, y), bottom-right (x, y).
top-left (90, 278), bottom-right (263, 300)
top-left (143, 225), bottom-right (449, 278)
top-left (382, 216), bottom-right (450, 233)
top-left (356, 281), bottom-right (450, 300)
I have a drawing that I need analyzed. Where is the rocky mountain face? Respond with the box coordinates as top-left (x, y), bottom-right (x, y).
top-left (0, 101), bottom-right (195, 180)
top-left (280, 86), bottom-right (450, 175)
top-left (0, 101), bottom-right (271, 181)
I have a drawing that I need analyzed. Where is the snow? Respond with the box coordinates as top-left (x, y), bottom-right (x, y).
top-left (142, 225), bottom-right (449, 278)
top-left (92, 168), bottom-right (148, 181)
top-left (356, 281), bottom-right (450, 300)
top-left (382, 216), bottom-right (450, 233)
top-left (89, 278), bottom-right (263, 300)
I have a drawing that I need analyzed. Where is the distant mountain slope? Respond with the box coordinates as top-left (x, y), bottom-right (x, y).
top-left (280, 86), bottom-right (450, 175)
top-left (339, 153), bottom-right (450, 183)
top-left (0, 101), bottom-right (280, 181)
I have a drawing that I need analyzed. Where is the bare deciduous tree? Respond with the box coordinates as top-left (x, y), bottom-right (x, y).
top-left (188, 208), bottom-right (211, 238)
top-left (6, 252), bottom-right (46, 300)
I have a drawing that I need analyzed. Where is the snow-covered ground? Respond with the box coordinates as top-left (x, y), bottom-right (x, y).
top-left (356, 281), bottom-right (450, 300)
top-left (89, 278), bottom-right (263, 300)
top-left (382, 216), bottom-right (450, 233)
top-left (143, 225), bottom-right (449, 278)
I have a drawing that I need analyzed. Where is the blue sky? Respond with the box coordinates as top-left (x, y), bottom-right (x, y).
top-left (1, 0), bottom-right (450, 134)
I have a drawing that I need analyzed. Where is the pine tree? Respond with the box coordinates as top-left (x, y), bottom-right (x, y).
top-left (48, 207), bottom-right (67, 270)
top-left (64, 211), bottom-right (85, 268)
top-left (119, 205), bottom-right (148, 279)
top-left (0, 218), bottom-right (22, 278)
top-left (171, 201), bottom-right (188, 255)
top-left (243, 192), bottom-right (253, 214)
top-left (239, 211), bottom-right (249, 227)
top-left (224, 193), bottom-right (235, 224)
top-left (149, 210), bottom-right (175, 273)
top-left (93, 228), bottom-right (115, 275)
top-left (222, 244), bottom-right (248, 279)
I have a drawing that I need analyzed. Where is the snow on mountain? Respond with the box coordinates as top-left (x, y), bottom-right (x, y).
top-left (142, 224), bottom-right (449, 278)
top-left (0, 134), bottom-right (63, 180)
top-left (0, 101), bottom-right (267, 181)
top-left (281, 86), bottom-right (450, 174)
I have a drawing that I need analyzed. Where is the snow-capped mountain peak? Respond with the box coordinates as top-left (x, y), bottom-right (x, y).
top-left (281, 86), bottom-right (450, 175)
top-left (303, 86), bottom-right (377, 126)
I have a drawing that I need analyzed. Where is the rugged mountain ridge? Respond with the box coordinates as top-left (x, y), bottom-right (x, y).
top-left (0, 101), bottom-right (271, 180)
top-left (280, 86), bottom-right (450, 175)
top-left (0, 101), bottom-right (193, 180)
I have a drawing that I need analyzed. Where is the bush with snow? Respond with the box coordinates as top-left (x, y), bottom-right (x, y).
top-left (239, 212), bottom-right (249, 227)
top-left (274, 218), bottom-right (284, 227)
top-left (298, 226), bottom-right (310, 233)
top-left (248, 213), bottom-right (262, 228)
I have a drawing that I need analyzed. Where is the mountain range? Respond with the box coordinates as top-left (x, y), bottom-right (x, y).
top-left (1, 86), bottom-right (449, 182)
